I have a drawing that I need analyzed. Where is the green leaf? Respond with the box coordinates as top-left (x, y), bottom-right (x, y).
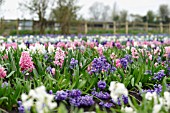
top-left (131, 77), bottom-right (135, 86)
top-left (78, 80), bottom-right (86, 89)
top-left (6, 71), bottom-right (15, 78)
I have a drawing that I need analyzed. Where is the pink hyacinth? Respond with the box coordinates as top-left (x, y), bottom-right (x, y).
top-left (54, 48), bottom-right (65, 67)
top-left (116, 59), bottom-right (122, 68)
top-left (0, 66), bottom-right (7, 78)
top-left (19, 51), bottom-right (34, 72)
top-left (51, 68), bottom-right (55, 76)
top-left (164, 46), bottom-right (170, 57)
top-left (97, 47), bottom-right (103, 56)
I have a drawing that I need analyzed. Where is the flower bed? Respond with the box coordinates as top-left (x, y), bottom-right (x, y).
top-left (0, 34), bottom-right (170, 113)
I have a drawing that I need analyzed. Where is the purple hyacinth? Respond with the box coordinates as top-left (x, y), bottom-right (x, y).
top-left (69, 95), bottom-right (94, 107)
top-left (18, 101), bottom-right (25, 113)
top-left (67, 89), bottom-right (82, 98)
top-left (49, 90), bottom-right (53, 95)
top-left (55, 90), bottom-right (68, 101)
top-left (92, 91), bottom-right (110, 100)
top-left (99, 101), bottom-right (113, 108)
top-left (90, 56), bottom-right (116, 74)
top-left (153, 70), bottom-right (165, 80)
top-left (70, 58), bottom-right (78, 69)
top-left (103, 102), bottom-right (113, 108)
top-left (142, 84), bottom-right (162, 94)
top-left (97, 81), bottom-right (106, 90)
top-left (125, 54), bottom-right (133, 63)
top-left (120, 58), bottom-right (128, 69)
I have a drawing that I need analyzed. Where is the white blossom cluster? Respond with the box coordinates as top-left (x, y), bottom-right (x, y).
top-left (145, 91), bottom-right (170, 113)
top-left (109, 81), bottom-right (128, 102)
top-left (21, 86), bottom-right (57, 113)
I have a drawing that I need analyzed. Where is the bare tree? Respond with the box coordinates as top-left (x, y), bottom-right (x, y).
top-left (101, 5), bottom-right (110, 21)
top-left (119, 10), bottom-right (128, 22)
top-left (112, 2), bottom-right (119, 21)
top-left (159, 4), bottom-right (170, 22)
top-left (50, 0), bottom-right (79, 34)
top-left (20, 0), bottom-right (53, 34)
top-left (89, 2), bottom-right (103, 21)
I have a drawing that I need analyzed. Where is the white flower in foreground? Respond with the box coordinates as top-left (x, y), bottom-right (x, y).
top-left (121, 106), bottom-right (136, 113)
top-left (145, 92), bottom-right (158, 104)
top-left (18, 43), bottom-right (27, 50)
top-left (0, 44), bottom-right (5, 52)
top-left (145, 91), bottom-right (170, 113)
top-left (109, 81), bottom-right (128, 102)
top-left (48, 44), bottom-right (55, 54)
top-left (152, 104), bottom-right (162, 113)
top-left (21, 86), bottom-right (57, 113)
top-left (35, 43), bottom-right (46, 54)
top-left (28, 46), bottom-right (36, 54)
top-left (163, 91), bottom-right (170, 110)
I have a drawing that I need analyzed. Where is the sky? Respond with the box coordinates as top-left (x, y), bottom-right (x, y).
top-left (0, 0), bottom-right (170, 19)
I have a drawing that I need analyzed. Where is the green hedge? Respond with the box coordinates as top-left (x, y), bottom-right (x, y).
top-left (0, 29), bottom-right (166, 36)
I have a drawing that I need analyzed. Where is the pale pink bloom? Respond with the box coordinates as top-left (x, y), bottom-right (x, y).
top-left (86, 42), bottom-right (95, 48)
top-left (0, 66), bottom-right (7, 78)
top-left (164, 40), bottom-right (170, 45)
top-left (105, 41), bottom-right (113, 48)
top-left (154, 62), bottom-right (158, 67)
top-left (110, 53), bottom-right (117, 59)
top-left (131, 47), bottom-right (139, 59)
top-left (149, 54), bottom-right (152, 60)
top-left (51, 68), bottom-right (55, 76)
top-left (56, 42), bottom-right (66, 48)
top-left (19, 51), bottom-right (34, 72)
top-left (97, 47), bottom-right (103, 56)
top-left (164, 46), bottom-right (170, 57)
top-left (54, 48), bottom-right (65, 67)
top-left (5, 43), bottom-right (17, 49)
top-left (44, 43), bottom-right (48, 48)
top-left (126, 41), bottom-right (131, 46)
top-left (74, 41), bottom-right (81, 47)
top-left (116, 59), bottom-right (122, 68)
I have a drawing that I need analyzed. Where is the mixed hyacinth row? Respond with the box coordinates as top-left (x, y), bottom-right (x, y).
top-left (0, 34), bottom-right (170, 113)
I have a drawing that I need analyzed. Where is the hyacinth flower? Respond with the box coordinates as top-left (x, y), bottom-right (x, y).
top-left (19, 51), bottom-right (34, 72)
top-left (120, 58), bottom-right (128, 69)
top-left (153, 70), bottom-right (165, 81)
top-left (0, 66), bottom-right (7, 78)
top-left (89, 56), bottom-right (116, 75)
top-left (70, 58), bottom-right (78, 69)
top-left (54, 48), bottom-right (65, 68)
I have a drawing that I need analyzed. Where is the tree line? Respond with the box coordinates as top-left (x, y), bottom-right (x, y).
top-left (0, 0), bottom-right (170, 34)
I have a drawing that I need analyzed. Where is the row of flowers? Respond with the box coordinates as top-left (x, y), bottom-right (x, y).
top-left (0, 34), bottom-right (170, 113)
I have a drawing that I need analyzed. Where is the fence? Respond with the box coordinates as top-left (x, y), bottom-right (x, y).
top-left (0, 18), bottom-right (170, 35)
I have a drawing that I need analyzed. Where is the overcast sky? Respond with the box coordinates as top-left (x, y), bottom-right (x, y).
top-left (0, 0), bottom-right (170, 19)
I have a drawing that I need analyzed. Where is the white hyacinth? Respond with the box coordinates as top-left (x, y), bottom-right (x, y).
top-left (145, 91), bottom-right (170, 113)
top-left (48, 44), bottom-right (55, 54)
top-left (18, 43), bottom-right (27, 50)
top-left (121, 106), bottom-right (136, 113)
top-left (21, 86), bottom-right (57, 113)
top-left (109, 81), bottom-right (128, 102)
top-left (35, 43), bottom-right (46, 54)
top-left (0, 44), bottom-right (5, 52)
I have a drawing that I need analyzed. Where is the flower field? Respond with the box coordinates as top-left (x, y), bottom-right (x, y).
top-left (0, 34), bottom-right (170, 113)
